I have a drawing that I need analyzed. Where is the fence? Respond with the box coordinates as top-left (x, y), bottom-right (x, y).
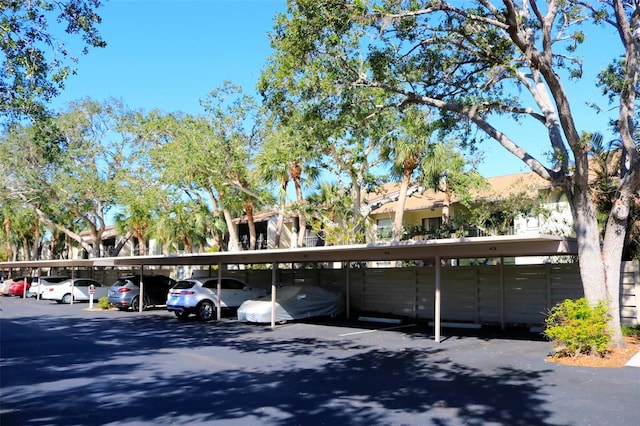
top-left (224, 260), bottom-right (639, 327)
top-left (45, 260), bottom-right (640, 327)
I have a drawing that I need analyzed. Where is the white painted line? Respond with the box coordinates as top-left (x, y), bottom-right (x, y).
top-left (340, 329), bottom-right (378, 337)
top-left (339, 323), bottom-right (417, 337)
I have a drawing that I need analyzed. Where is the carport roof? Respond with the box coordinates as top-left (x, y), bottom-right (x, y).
top-left (0, 234), bottom-right (577, 269)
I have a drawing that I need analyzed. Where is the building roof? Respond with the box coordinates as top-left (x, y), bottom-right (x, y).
top-left (368, 172), bottom-right (552, 215)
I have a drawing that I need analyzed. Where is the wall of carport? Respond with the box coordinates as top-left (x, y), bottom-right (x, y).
top-left (220, 261), bottom-right (638, 327)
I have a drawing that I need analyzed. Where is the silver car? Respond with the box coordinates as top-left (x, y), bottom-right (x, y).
top-left (108, 275), bottom-right (177, 311)
top-left (167, 277), bottom-right (268, 321)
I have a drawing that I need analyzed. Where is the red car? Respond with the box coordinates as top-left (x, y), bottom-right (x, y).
top-left (8, 277), bottom-right (33, 297)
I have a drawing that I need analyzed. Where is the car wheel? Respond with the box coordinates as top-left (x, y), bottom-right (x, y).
top-left (61, 293), bottom-right (72, 304)
top-left (175, 311), bottom-right (189, 320)
top-left (130, 296), bottom-right (149, 311)
top-left (196, 301), bottom-right (215, 321)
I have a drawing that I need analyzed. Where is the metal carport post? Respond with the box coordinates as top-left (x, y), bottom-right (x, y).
top-left (345, 262), bottom-right (350, 320)
top-left (217, 264), bottom-right (222, 321)
top-left (434, 254), bottom-right (441, 344)
top-left (271, 263), bottom-right (277, 329)
top-left (138, 265), bottom-right (144, 313)
top-left (70, 266), bottom-right (75, 305)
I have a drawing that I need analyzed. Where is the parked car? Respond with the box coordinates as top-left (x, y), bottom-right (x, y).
top-left (237, 285), bottom-right (345, 324)
top-left (108, 275), bottom-right (176, 311)
top-left (27, 276), bottom-right (70, 298)
top-left (41, 278), bottom-right (108, 304)
top-left (0, 278), bottom-right (18, 296)
top-left (7, 277), bottom-right (34, 297)
top-left (167, 277), bottom-right (269, 321)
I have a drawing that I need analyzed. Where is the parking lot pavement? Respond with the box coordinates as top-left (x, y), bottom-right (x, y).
top-left (1, 296), bottom-right (639, 426)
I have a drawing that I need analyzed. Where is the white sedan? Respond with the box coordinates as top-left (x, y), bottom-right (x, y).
top-left (42, 278), bottom-right (108, 304)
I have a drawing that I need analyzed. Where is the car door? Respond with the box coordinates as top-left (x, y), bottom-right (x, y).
top-left (72, 279), bottom-right (106, 301)
top-left (220, 278), bottom-right (249, 308)
top-left (72, 279), bottom-right (94, 301)
top-left (201, 279), bottom-right (225, 307)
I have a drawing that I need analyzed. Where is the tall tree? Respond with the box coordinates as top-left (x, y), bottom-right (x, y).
top-left (153, 200), bottom-right (210, 254)
top-left (0, 98), bottom-right (135, 257)
top-left (305, 182), bottom-right (361, 245)
top-left (256, 118), bottom-right (319, 247)
top-left (0, 0), bottom-right (106, 125)
top-left (129, 83), bottom-right (270, 252)
top-left (381, 107), bottom-right (439, 242)
top-left (261, 0), bottom-right (639, 346)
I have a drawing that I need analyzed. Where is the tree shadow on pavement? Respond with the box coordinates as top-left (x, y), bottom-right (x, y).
top-left (1, 312), bottom-right (556, 425)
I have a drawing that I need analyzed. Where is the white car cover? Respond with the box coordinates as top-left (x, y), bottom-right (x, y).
top-left (237, 285), bottom-right (345, 323)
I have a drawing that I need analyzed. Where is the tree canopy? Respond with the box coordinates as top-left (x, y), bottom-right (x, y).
top-left (259, 0), bottom-right (639, 345)
top-left (0, 0), bottom-right (106, 126)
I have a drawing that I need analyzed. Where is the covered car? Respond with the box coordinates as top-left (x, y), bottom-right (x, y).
top-left (237, 285), bottom-right (344, 323)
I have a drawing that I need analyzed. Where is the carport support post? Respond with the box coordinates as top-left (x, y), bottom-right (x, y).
top-left (70, 266), bottom-right (75, 305)
top-left (500, 256), bottom-right (505, 330)
top-left (217, 264), bottom-right (222, 321)
top-left (138, 265), bottom-right (144, 313)
top-left (345, 262), bottom-right (350, 320)
top-left (271, 262), bottom-right (277, 329)
top-left (435, 255), bottom-right (441, 343)
top-left (34, 268), bottom-right (41, 300)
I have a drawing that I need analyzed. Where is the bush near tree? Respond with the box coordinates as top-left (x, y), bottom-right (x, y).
top-left (544, 298), bottom-right (612, 358)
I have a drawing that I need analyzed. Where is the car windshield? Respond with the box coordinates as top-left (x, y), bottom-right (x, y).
top-left (113, 278), bottom-right (137, 287)
top-left (174, 280), bottom-right (196, 289)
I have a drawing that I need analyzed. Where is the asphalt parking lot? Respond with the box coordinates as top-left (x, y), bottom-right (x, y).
top-left (1, 296), bottom-right (639, 426)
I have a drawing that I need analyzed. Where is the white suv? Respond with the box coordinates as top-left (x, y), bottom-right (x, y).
top-left (167, 277), bottom-right (268, 321)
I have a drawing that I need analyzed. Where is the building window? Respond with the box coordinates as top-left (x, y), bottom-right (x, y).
top-left (376, 218), bottom-right (393, 239)
top-left (423, 217), bottom-right (442, 232)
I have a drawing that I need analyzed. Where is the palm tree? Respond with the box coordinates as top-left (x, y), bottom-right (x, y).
top-left (305, 182), bottom-right (360, 245)
top-left (256, 122), bottom-right (319, 247)
top-left (154, 201), bottom-right (209, 254)
top-left (380, 107), bottom-right (438, 242)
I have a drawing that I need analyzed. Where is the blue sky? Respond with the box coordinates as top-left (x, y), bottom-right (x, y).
top-left (51, 0), bottom-right (620, 178)
top-left (53, 0), bottom-right (286, 115)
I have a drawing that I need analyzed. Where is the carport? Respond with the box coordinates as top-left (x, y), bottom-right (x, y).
top-left (1, 233), bottom-right (577, 342)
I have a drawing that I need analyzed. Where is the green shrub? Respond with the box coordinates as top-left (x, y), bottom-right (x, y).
top-left (544, 298), bottom-right (612, 357)
top-left (97, 296), bottom-right (110, 310)
top-left (622, 324), bottom-right (640, 339)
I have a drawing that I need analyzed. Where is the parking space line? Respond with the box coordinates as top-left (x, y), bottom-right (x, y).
top-left (339, 323), bottom-right (417, 336)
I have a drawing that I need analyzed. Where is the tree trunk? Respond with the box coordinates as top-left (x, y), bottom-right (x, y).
top-left (572, 174), bottom-right (626, 347)
top-left (111, 231), bottom-right (133, 257)
top-left (223, 208), bottom-right (239, 252)
top-left (4, 216), bottom-right (13, 261)
top-left (292, 164), bottom-right (307, 247)
top-left (392, 169), bottom-right (412, 242)
top-left (245, 201), bottom-right (257, 250)
top-left (602, 189), bottom-right (634, 347)
top-left (274, 206), bottom-right (285, 248)
top-left (31, 214), bottom-right (39, 260)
